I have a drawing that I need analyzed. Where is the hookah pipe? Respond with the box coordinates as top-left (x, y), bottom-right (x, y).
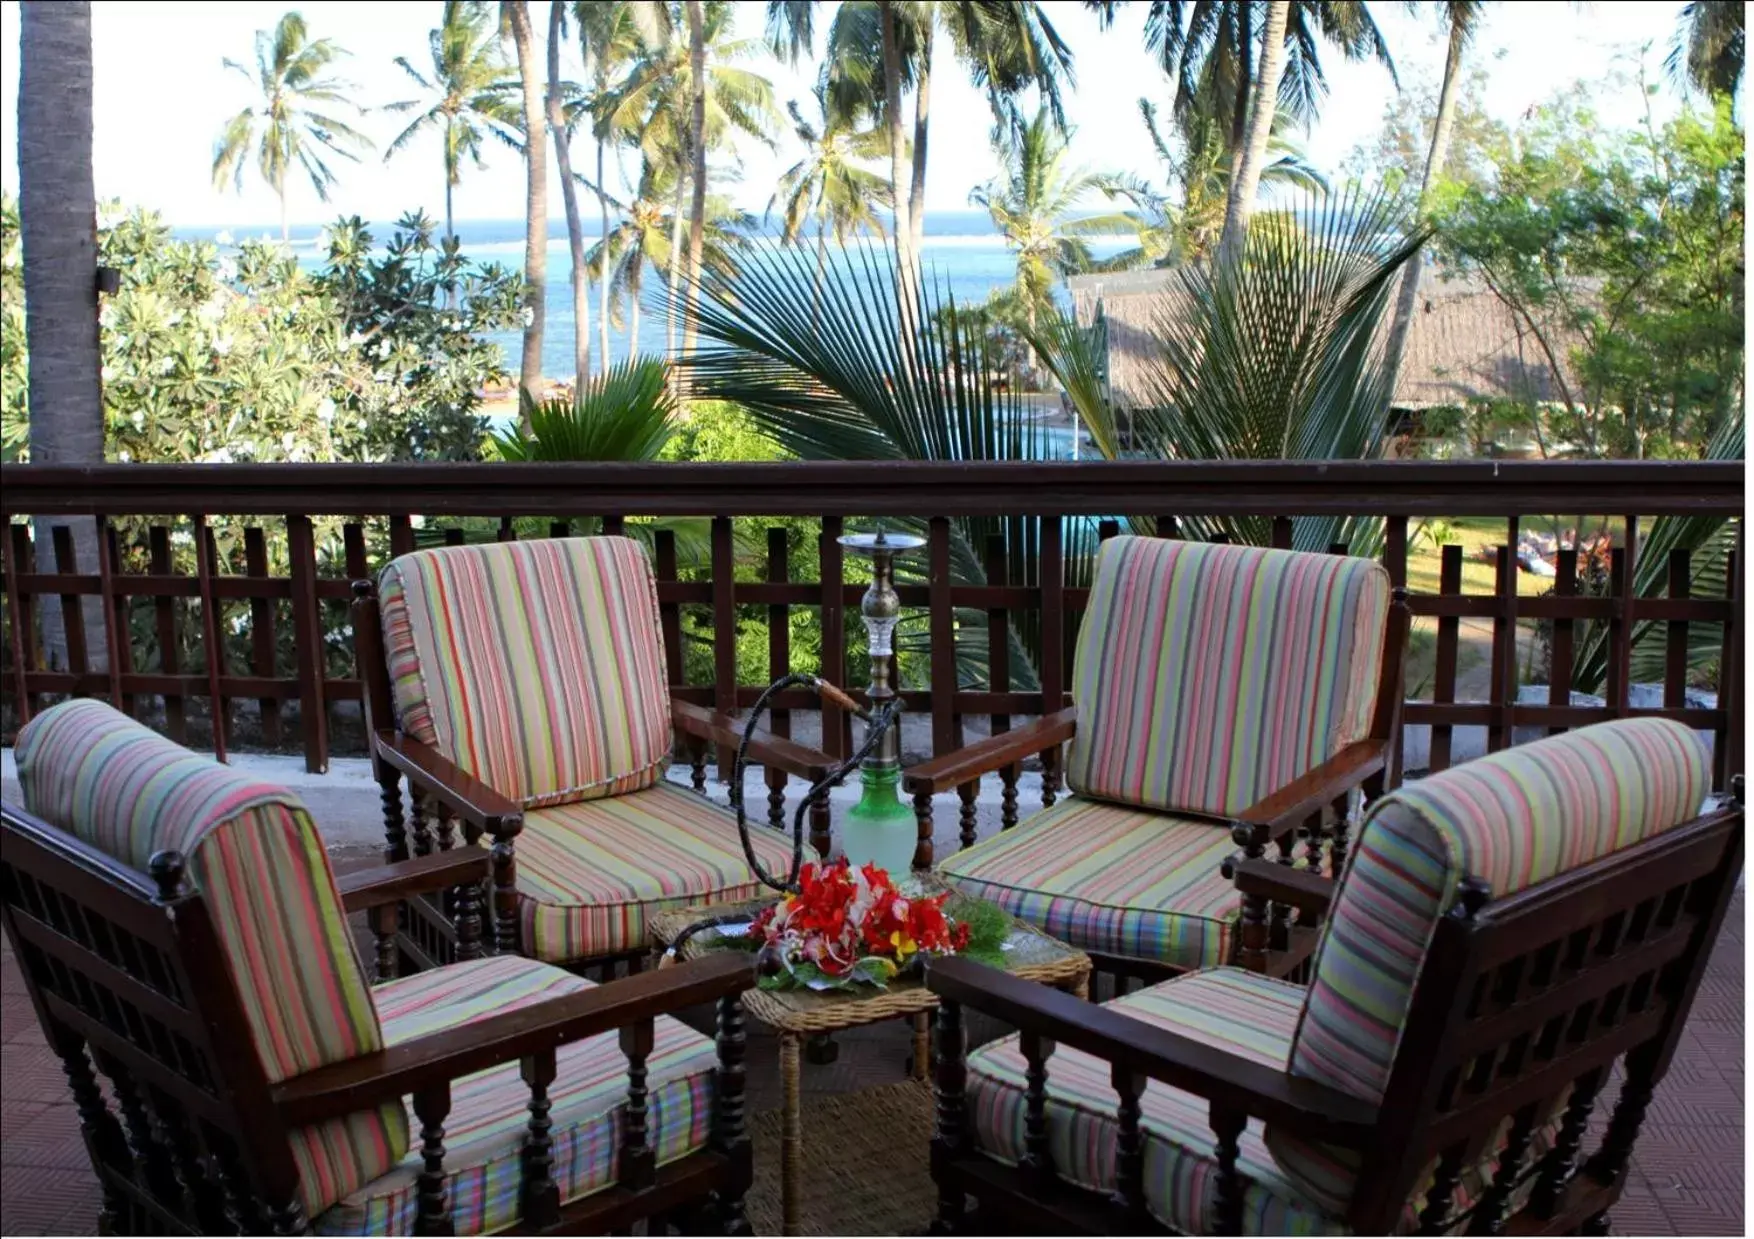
top-left (660, 673), bottom-right (902, 970)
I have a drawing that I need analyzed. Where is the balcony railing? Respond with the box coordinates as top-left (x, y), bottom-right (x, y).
top-left (2, 460), bottom-right (1743, 812)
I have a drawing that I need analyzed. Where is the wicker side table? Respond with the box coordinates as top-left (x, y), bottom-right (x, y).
top-left (649, 899), bottom-right (1091, 1236)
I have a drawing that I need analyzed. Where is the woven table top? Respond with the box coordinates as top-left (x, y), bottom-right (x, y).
top-left (648, 894), bottom-right (1091, 1035)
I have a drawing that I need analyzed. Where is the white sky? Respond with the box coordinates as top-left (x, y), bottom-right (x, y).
top-left (0, 0), bottom-right (1701, 229)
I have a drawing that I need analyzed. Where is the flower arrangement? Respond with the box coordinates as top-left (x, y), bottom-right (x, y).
top-left (745, 859), bottom-right (1004, 991)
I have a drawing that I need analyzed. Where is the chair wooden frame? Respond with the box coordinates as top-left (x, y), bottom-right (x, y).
top-left (1, 799), bottom-right (758, 1236)
top-left (351, 576), bottom-right (841, 978)
top-left (904, 571), bottom-right (1411, 984)
top-left (923, 783), bottom-right (1743, 1236)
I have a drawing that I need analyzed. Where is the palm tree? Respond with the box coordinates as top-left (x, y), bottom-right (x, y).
top-left (212, 11), bottom-right (371, 245)
top-left (683, 0), bottom-right (709, 356)
top-left (492, 356), bottom-right (678, 461)
top-left (383, 1), bottom-right (519, 241)
top-left (970, 109), bottom-right (1133, 331)
top-left (772, 0), bottom-right (1075, 278)
top-left (1382, 1), bottom-right (1486, 390)
top-left (547, 2), bottom-right (591, 394)
top-left (500, 1), bottom-right (546, 411)
top-left (1103, 95), bottom-right (1323, 267)
top-left (575, 2), bottom-right (664, 368)
top-left (18, 0), bottom-right (105, 671)
top-left (769, 88), bottom-right (890, 297)
top-left (1220, 0), bottom-right (1291, 258)
top-left (585, 161), bottom-right (752, 356)
top-left (1670, 0), bottom-right (1744, 97)
top-left (602, 2), bottom-right (776, 360)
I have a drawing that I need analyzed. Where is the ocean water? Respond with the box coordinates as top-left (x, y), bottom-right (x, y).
top-left (175, 211), bottom-right (1131, 386)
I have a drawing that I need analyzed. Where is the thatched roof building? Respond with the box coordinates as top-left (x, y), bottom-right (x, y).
top-left (1065, 266), bottom-right (1583, 411)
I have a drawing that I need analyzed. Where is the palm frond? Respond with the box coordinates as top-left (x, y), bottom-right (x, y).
top-left (491, 355), bottom-right (678, 461)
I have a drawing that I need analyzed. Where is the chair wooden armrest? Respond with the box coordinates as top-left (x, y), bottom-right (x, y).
top-left (1232, 739), bottom-right (1385, 842)
top-left (336, 850), bottom-right (494, 913)
top-left (1223, 857), bottom-right (1336, 917)
top-left (671, 700), bottom-right (838, 782)
top-left (374, 731), bottom-right (523, 835)
top-left (902, 708), bottom-right (1079, 797)
top-left (925, 956), bottom-right (1375, 1146)
top-left (273, 952), bottom-right (755, 1127)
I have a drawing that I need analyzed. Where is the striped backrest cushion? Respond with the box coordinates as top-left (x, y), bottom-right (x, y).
top-left (1282, 718), bottom-right (1710, 1106)
top-left (14, 699), bottom-right (408, 1211)
top-left (1066, 537), bottom-right (1390, 818)
top-left (378, 536), bottom-right (673, 810)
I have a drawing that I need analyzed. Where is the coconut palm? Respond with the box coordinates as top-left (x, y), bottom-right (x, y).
top-left (383, 1), bottom-right (520, 241)
top-left (769, 87), bottom-right (890, 296)
top-left (546, 2), bottom-right (593, 393)
top-left (575, 2), bottom-right (666, 367)
top-left (1100, 95), bottom-right (1324, 268)
top-left (211, 11), bottom-right (371, 244)
top-left (19, 0), bottom-right (105, 669)
top-left (771, 0), bottom-right (1075, 278)
top-left (1382, 1), bottom-right (1487, 389)
top-left (969, 109), bottom-right (1134, 330)
top-left (601, 1), bottom-right (776, 359)
top-left (585, 161), bottom-right (754, 356)
top-left (500, 1), bottom-right (545, 410)
top-left (1670, 0), bottom-right (1744, 97)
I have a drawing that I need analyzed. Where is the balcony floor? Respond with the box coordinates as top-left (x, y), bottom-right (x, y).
top-left (1, 891), bottom-right (1741, 1236)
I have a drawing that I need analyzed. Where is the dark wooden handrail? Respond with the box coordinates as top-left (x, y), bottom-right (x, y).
top-left (0, 459), bottom-right (1743, 517)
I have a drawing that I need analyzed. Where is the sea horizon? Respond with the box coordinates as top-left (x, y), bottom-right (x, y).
top-left (171, 210), bottom-right (1131, 384)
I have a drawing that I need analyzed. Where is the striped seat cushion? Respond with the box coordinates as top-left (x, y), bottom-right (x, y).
top-left (515, 782), bottom-right (797, 963)
top-left (1067, 537), bottom-right (1389, 818)
top-left (379, 536), bottom-right (673, 810)
top-left (15, 700), bottom-right (408, 1219)
top-left (967, 968), bottom-right (1348, 1235)
top-left (316, 956), bottom-right (716, 1235)
top-left (967, 969), bottom-right (1561, 1235)
top-left (1267, 718), bottom-right (1712, 1215)
top-left (938, 797), bottom-right (1239, 971)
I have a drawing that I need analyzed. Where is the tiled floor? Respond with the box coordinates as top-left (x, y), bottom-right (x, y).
top-left (0, 895), bottom-right (1743, 1235)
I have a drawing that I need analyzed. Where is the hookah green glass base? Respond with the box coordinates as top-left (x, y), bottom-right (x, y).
top-left (840, 762), bottom-right (917, 877)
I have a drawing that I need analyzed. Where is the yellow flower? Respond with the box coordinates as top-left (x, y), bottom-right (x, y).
top-left (890, 929), bottom-right (917, 960)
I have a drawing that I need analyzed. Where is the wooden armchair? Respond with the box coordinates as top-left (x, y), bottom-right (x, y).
top-left (906, 536), bottom-right (1408, 983)
top-left (924, 717), bottom-right (1740, 1235)
top-left (352, 534), bottom-right (839, 975)
top-left (2, 699), bottom-right (757, 1235)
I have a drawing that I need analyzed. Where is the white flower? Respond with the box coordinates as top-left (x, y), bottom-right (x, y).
top-left (348, 330), bottom-right (366, 347)
top-left (215, 230), bottom-right (234, 246)
top-left (157, 356), bottom-right (175, 374)
top-left (130, 410), bottom-right (145, 430)
top-left (212, 334), bottom-right (233, 356)
top-left (100, 364), bottom-right (117, 383)
top-left (197, 296), bottom-right (224, 325)
top-left (281, 432), bottom-right (296, 452)
top-left (316, 398), bottom-right (336, 424)
top-left (206, 447), bottom-right (233, 463)
top-left (216, 257), bottom-right (238, 281)
top-left (165, 309), bottom-right (183, 327)
top-left (117, 449), bottom-right (132, 463)
top-left (375, 340), bottom-right (392, 359)
top-left (98, 304), bottom-right (117, 329)
top-left (520, 306), bottom-right (535, 328)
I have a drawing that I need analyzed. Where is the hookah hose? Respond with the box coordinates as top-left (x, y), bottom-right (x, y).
top-left (660, 673), bottom-right (902, 967)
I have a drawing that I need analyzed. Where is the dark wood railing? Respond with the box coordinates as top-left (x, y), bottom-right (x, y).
top-left (2, 461), bottom-right (1743, 802)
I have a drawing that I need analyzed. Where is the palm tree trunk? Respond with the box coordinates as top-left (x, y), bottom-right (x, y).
top-left (682, 0), bottom-right (708, 361)
top-left (504, 0), bottom-right (547, 424)
top-left (1219, 0), bottom-right (1290, 263)
top-left (597, 136), bottom-right (611, 365)
top-left (1226, 2), bottom-right (1253, 187)
top-left (666, 163), bottom-right (687, 364)
top-left (907, 17), bottom-right (933, 263)
top-left (1382, 12), bottom-right (1467, 394)
top-left (445, 173), bottom-right (455, 241)
top-left (279, 183), bottom-right (289, 247)
top-left (813, 219), bottom-right (827, 321)
top-left (548, 0), bottom-right (590, 396)
top-left (19, 0), bottom-right (106, 673)
top-left (630, 281), bottom-right (641, 353)
top-left (880, 0), bottom-right (914, 293)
